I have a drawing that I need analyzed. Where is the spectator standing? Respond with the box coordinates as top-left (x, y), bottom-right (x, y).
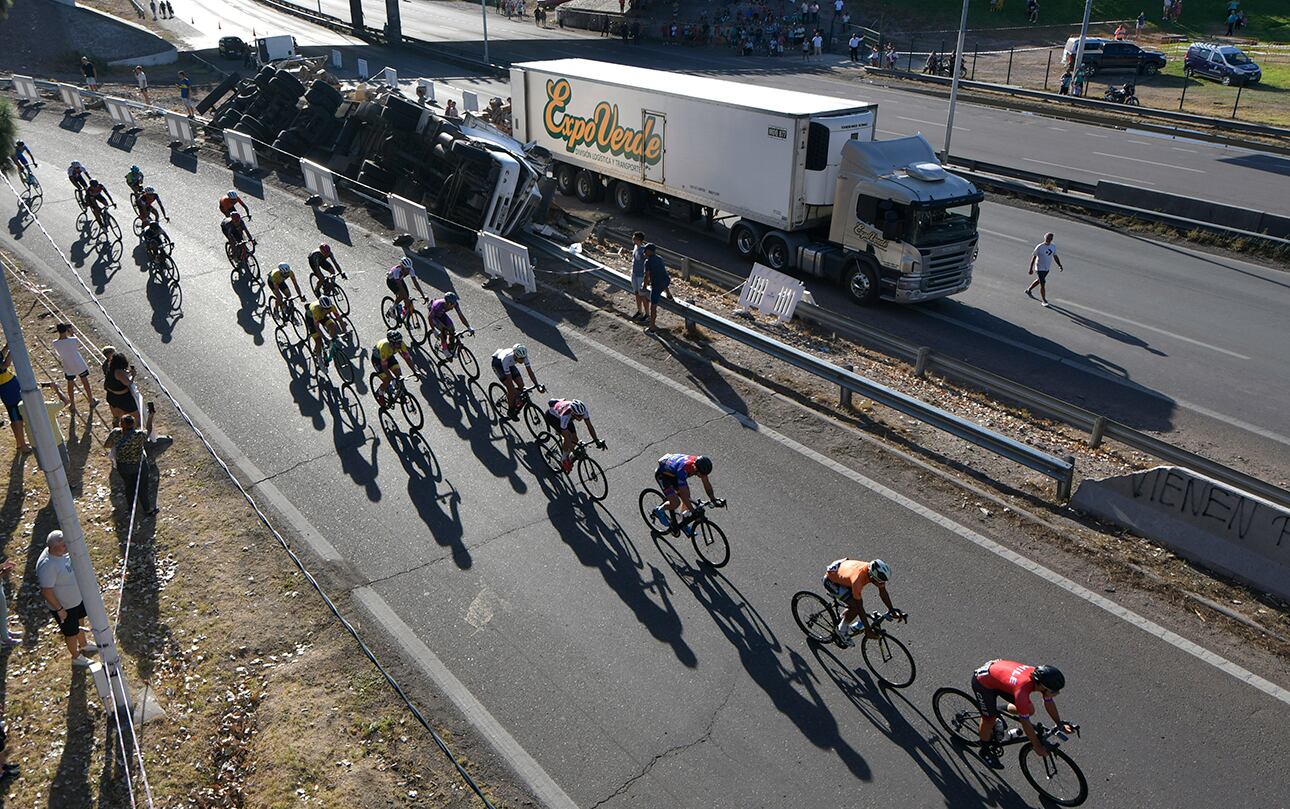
top-left (80, 57), bottom-right (98, 91)
top-left (630, 231), bottom-right (648, 320)
top-left (1162, 0), bottom-right (1171, 21)
top-left (812, 30), bottom-right (823, 56)
top-left (1027, 0), bottom-right (1039, 23)
top-left (1059, 69), bottom-right (1072, 94)
top-left (178, 70), bottom-right (195, 118)
top-left (103, 350), bottom-right (139, 427)
top-left (834, 0), bottom-right (843, 16)
top-left (105, 403), bottom-right (163, 517)
top-left (0, 560), bottom-right (22, 646)
top-left (135, 65), bottom-right (150, 105)
top-left (36, 531), bottom-right (98, 668)
top-left (1171, 0), bottom-right (1181, 21)
top-left (444, 99), bottom-right (460, 119)
top-left (849, 32), bottom-right (861, 61)
top-left (415, 83), bottom-right (428, 105)
top-left (1226, 10), bottom-right (1238, 34)
top-left (0, 346), bottom-right (31, 454)
top-left (641, 243), bottom-right (670, 334)
top-left (810, 1), bottom-right (820, 24)
top-left (1025, 231), bottom-right (1064, 306)
top-left (1114, 23), bottom-right (1126, 39)
top-left (802, 36), bottom-right (812, 59)
top-left (842, 10), bottom-right (850, 27)
top-left (150, 0), bottom-right (157, 19)
top-left (1136, 11), bottom-right (1146, 37)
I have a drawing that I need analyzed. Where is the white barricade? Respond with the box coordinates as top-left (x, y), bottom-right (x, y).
top-left (388, 193), bottom-right (435, 247)
top-left (383, 66), bottom-right (398, 87)
top-left (739, 263), bottom-right (805, 322)
top-left (418, 79), bottom-right (435, 103)
top-left (301, 159), bottom-right (341, 207)
top-left (164, 111), bottom-right (195, 147)
top-left (11, 75), bottom-right (42, 104)
top-left (357, 58), bottom-right (369, 80)
top-left (331, 49), bottom-right (343, 68)
top-left (461, 90), bottom-right (479, 113)
top-left (476, 232), bottom-right (535, 294)
top-left (58, 84), bottom-right (85, 114)
top-left (103, 97), bottom-right (137, 129)
top-left (224, 129), bottom-right (259, 171)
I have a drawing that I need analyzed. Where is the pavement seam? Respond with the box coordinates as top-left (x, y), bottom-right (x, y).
top-left (361, 511), bottom-right (553, 588)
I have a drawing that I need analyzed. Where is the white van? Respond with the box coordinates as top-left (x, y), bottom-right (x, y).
top-left (254, 35), bottom-right (298, 66)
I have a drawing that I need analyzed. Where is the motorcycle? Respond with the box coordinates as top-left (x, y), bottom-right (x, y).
top-left (1103, 82), bottom-right (1140, 105)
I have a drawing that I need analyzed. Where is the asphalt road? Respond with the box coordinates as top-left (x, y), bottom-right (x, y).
top-left (4, 106), bottom-right (1288, 808)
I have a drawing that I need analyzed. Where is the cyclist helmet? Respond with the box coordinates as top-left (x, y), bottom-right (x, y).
top-left (71, 160), bottom-right (82, 169)
top-left (511, 343), bottom-right (528, 361)
top-left (319, 243), bottom-right (332, 256)
top-left (277, 262), bottom-right (292, 273)
top-left (130, 164), bottom-right (141, 173)
top-left (88, 178), bottom-right (101, 188)
top-left (868, 559), bottom-right (892, 583)
top-left (319, 295), bottom-right (336, 310)
top-left (386, 329), bottom-right (405, 346)
top-left (227, 189), bottom-right (239, 199)
top-left (143, 186), bottom-right (155, 194)
top-left (399, 257), bottom-right (413, 269)
top-left (568, 400), bottom-right (588, 418)
top-left (229, 211), bottom-right (241, 221)
top-left (16, 141), bottom-right (24, 148)
top-left (1032, 665), bottom-right (1065, 693)
top-left (694, 455), bottom-right (713, 475)
top-left (444, 291), bottom-right (459, 305)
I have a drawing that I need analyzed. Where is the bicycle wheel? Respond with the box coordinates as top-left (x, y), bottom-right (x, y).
top-left (487, 382), bottom-right (511, 425)
top-left (522, 402), bottom-right (545, 441)
top-left (539, 433), bottom-right (565, 474)
top-left (368, 371), bottom-right (388, 408)
top-left (132, 216), bottom-right (144, 237)
top-left (267, 296), bottom-right (285, 326)
top-left (790, 591), bottom-right (839, 644)
top-left (400, 391), bottom-right (425, 431)
top-left (861, 633), bottom-right (916, 689)
top-left (288, 307), bottom-right (309, 344)
top-left (932, 688), bottom-right (985, 746)
top-left (225, 243), bottom-right (237, 269)
top-left (637, 488), bottom-right (667, 534)
top-left (691, 519), bottom-right (730, 568)
top-left (332, 344), bottom-right (357, 385)
top-left (576, 456), bottom-right (608, 502)
top-left (1020, 745), bottom-right (1088, 807)
top-left (381, 295), bottom-right (400, 329)
top-left (456, 345), bottom-right (480, 380)
top-left (331, 284), bottom-right (351, 317)
top-left (406, 309), bottom-right (429, 347)
top-left (245, 254), bottom-right (261, 281)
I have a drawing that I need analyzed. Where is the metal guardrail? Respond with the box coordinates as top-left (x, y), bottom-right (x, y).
top-left (605, 232), bottom-right (1290, 511)
top-left (944, 154), bottom-right (1098, 195)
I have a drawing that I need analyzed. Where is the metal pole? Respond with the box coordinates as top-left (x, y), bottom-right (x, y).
top-left (0, 270), bottom-right (129, 715)
top-left (1231, 82), bottom-right (1243, 119)
top-left (941, 0), bottom-right (970, 160)
top-left (1044, 49), bottom-right (1052, 89)
top-left (1179, 75), bottom-right (1188, 110)
top-left (1005, 46), bottom-right (1014, 84)
top-left (972, 45), bottom-right (977, 80)
top-left (907, 40), bottom-right (914, 72)
top-left (1070, 0), bottom-right (1094, 96)
top-left (481, 0), bottom-right (490, 65)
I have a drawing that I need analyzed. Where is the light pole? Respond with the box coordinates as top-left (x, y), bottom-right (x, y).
top-left (941, 0), bottom-right (970, 160)
top-left (481, 0), bottom-right (490, 65)
top-left (1071, 0), bottom-right (1094, 97)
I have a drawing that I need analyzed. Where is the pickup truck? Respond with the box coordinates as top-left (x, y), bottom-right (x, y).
top-left (1064, 38), bottom-right (1167, 75)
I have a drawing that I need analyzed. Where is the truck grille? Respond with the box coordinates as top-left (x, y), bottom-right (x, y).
top-left (920, 239), bottom-right (976, 293)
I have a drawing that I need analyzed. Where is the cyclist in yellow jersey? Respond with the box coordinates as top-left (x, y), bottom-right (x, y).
top-left (268, 262), bottom-right (303, 311)
top-left (371, 330), bottom-right (415, 407)
top-left (305, 296), bottom-right (341, 357)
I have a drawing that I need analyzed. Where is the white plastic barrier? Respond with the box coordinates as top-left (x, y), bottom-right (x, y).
top-left (383, 66), bottom-right (398, 87)
top-left (331, 49), bottom-right (342, 68)
top-left (388, 193), bottom-right (435, 247)
top-left (461, 90), bottom-right (479, 113)
top-left (11, 75), bottom-right (42, 104)
top-left (301, 159), bottom-right (341, 207)
top-left (357, 58), bottom-right (369, 80)
top-left (164, 111), bottom-right (195, 147)
top-left (58, 84), bottom-right (85, 113)
top-left (739, 263), bottom-right (805, 322)
top-left (476, 232), bottom-right (535, 294)
top-left (223, 129), bottom-right (258, 171)
top-left (418, 79), bottom-right (435, 103)
top-left (103, 97), bottom-right (137, 129)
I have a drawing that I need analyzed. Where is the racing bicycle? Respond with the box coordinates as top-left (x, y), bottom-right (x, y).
top-left (539, 437), bottom-right (609, 501)
top-left (791, 590), bottom-right (916, 689)
top-left (637, 492), bottom-right (730, 568)
top-left (380, 293), bottom-right (429, 347)
top-left (487, 382), bottom-right (546, 439)
top-left (431, 327), bottom-right (479, 381)
top-left (370, 369), bottom-right (424, 431)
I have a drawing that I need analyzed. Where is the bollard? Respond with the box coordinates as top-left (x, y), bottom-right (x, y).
top-left (914, 346), bottom-right (931, 377)
top-left (1089, 415), bottom-right (1107, 448)
top-left (972, 45), bottom-right (978, 80)
top-left (685, 316), bottom-right (698, 338)
top-left (1006, 46), bottom-right (1014, 84)
top-left (1179, 75), bottom-right (1190, 111)
top-left (1231, 82), bottom-right (1243, 119)
top-left (1056, 456), bottom-right (1076, 501)
top-left (1044, 49), bottom-right (1052, 89)
top-left (840, 363), bottom-right (854, 409)
top-left (682, 256), bottom-right (692, 281)
top-left (907, 40), bottom-right (915, 72)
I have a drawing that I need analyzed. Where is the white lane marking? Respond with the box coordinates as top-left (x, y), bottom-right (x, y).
top-left (1059, 301), bottom-right (1251, 359)
top-left (1093, 151), bottom-right (1206, 172)
top-left (978, 227), bottom-right (1028, 243)
top-left (898, 115), bottom-right (967, 130)
top-left (1128, 139), bottom-right (1153, 145)
top-left (878, 129), bottom-right (906, 136)
top-left (510, 291), bottom-right (1290, 708)
top-left (1021, 157), bottom-right (1155, 186)
top-left (1170, 146), bottom-right (1198, 153)
top-left (1047, 126), bottom-right (1069, 131)
top-left (1086, 132), bottom-right (1110, 138)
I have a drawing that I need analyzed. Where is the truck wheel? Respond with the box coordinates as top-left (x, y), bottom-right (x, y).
top-left (730, 222), bottom-right (762, 260)
top-left (612, 183), bottom-right (643, 213)
top-left (761, 234), bottom-right (791, 271)
top-left (555, 164), bottom-right (577, 196)
top-left (846, 261), bottom-right (881, 305)
top-left (574, 170), bottom-right (603, 203)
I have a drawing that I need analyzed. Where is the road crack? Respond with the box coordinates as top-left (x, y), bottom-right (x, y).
top-left (603, 410), bottom-right (732, 474)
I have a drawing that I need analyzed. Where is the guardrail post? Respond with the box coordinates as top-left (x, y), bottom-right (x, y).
top-left (1043, 50), bottom-right (1052, 90)
top-left (971, 45), bottom-right (977, 80)
top-left (907, 40), bottom-right (914, 72)
top-left (1056, 456), bottom-right (1075, 501)
top-left (1179, 75), bottom-right (1189, 111)
top-left (1089, 415), bottom-right (1107, 448)
top-left (1006, 46), bottom-right (1014, 85)
top-left (840, 363), bottom-right (854, 409)
top-left (1231, 82), bottom-right (1243, 120)
top-left (682, 256), bottom-right (692, 281)
top-left (914, 346), bottom-right (931, 377)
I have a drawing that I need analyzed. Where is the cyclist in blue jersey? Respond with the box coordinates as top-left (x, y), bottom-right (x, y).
top-left (651, 453), bottom-right (722, 535)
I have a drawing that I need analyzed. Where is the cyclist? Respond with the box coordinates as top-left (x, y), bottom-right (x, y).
top-left (142, 220), bottom-right (169, 264)
top-left (135, 186), bottom-right (169, 225)
top-left (491, 343), bottom-right (542, 414)
top-left (371, 330), bottom-right (416, 408)
top-left (83, 178), bottom-right (116, 228)
top-left (218, 189), bottom-right (249, 218)
top-left (221, 211), bottom-right (253, 252)
top-left (305, 296), bottom-right (343, 358)
top-left (971, 660), bottom-right (1074, 769)
top-left (386, 257), bottom-right (426, 320)
top-left (267, 262), bottom-right (303, 312)
top-left (67, 161), bottom-right (92, 194)
top-left (650, 454), bottom-right (723, 536)
top-left (822, 558), bottom-right (903, 647)
top-left (308, 243), bottom-right (345, 288)
top-left (430, 291), bottom-right (472, 354)
top-left (124, 164), bottom-right (144, 197)
top-left (11, 141), bottom-right (36, 176)
top-left (543, 398), bottom-right (604, 473)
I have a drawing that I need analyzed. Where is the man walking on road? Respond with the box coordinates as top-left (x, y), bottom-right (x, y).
top-left (1026, 232), bottom-right (1064, 307)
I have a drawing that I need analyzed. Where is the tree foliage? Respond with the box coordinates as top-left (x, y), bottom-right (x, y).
top-left (0, 98), bottom-right (15, 175)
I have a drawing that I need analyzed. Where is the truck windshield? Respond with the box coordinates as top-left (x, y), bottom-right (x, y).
top-left (909, 203), bottom-right (979, 247)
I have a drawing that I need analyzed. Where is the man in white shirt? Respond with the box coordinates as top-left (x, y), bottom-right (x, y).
top-left (37, 531), bottom-right (98, 667)
top-left (52, 322), bottom-right (96, 409)
top-left (813, 31), bottom-right (824, 56)
top-left (849, 33), bottom-right (861, 61)
top-left (1026, 231), bottom-right (1065, 307)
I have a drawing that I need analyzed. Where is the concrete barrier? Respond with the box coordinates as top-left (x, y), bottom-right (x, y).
top-left (1073, 466), bottom-right (1290, 600)
top-left (1095, 181), bottom-right (1290, 239)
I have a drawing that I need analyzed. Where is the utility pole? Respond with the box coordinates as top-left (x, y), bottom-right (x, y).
top-left (481, 0), bottom-right (491, 65)
top-left (1071, 0), bottom-right (1094, 96)
top-left (941, 0), bottom-right (970, 160)
top-left (0, 269), bottom-right (132, 721)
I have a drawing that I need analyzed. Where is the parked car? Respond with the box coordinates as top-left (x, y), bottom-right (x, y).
top-left (1064, 37), bottom-right (1167, 75)
top-left (219, 36), bottom-right (247, 58)
top-left (1185, 43), bottom-right (1262, 85)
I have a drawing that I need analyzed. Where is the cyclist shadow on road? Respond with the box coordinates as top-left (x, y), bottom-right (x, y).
top-left (653, 332), bottom-right (748, 417)
top-left (7, 188), bottom-right (41, 238)
top-left (416, 363), bottom-right (529, 495)
top-left (811, 645), bottom-right (1032, 809)
top-left (324, 376), bottom-right (383, 504)
top-left (231, 269), bottom-right (268, 346)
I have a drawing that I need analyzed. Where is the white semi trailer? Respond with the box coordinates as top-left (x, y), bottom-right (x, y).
top-left (510, 58), bottom-right (983, 304)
